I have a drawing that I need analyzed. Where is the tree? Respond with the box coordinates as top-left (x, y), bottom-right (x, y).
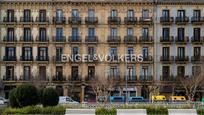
top-left (9, 88), bottom-right (18, 108)
top-left (42, 88), bottom-right (59, 107)
top-left (90, 77), bottom-right (116, 103)
top-left (179, 68), bottom-right (204, 101)
top-left (0, 80), bottom-right (4, 96)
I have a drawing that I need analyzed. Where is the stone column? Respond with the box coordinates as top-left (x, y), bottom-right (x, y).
top-left (80, 86), bottom-right (85, 103)
top-left (63, 86), bottom-right (68, 96)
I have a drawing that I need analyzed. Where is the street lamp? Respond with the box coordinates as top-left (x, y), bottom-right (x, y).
top-left (125, 61), bottom-right (128, 105)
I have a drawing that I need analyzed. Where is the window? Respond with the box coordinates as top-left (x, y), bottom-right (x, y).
top-left (177, 47), bottom-right (185, 58)
top-left (194, 47), bottom-right (200, 57)
top-left (72, 47), bottom-right (79, 57)
top-left (56, 9), bottom-right (63, 21)
top-left (127, 28), bottom-right (133, 36)
top-left (142, 9), bottom-right (149, 18)
top-left (24, 28), bottom-right (31, 41)
top-left (177, 10), bottom-right (185, 18)
top-left (71, 66), bottom-right (79, 79)
top-left (111, 10), bottom-right (117, 17)
top-left (56, 28), bottom-right (63, 40)
top-left (39, 10), bottom-right (46, 22)
top-left (7, 9), bottom-right (14, 22)
top-left (142, 28), bottom-right (149, 38)
top-left (72, 9), bottom-right (79, 17)
top-left (56, 47), bottom-right (63, 61)
top-left (192, 66), bottom-right (201, 76)
top-left (141, 66), bottom-right (148, 78)
top-left (23, 66), bottom-right (30, 80)
top-left (56, 66), bottom-right (63, 79)
top-left (162, 47), bottom-right (170, 58)
top-left (39, 28), bottom-right (46, 41)
top-left (177, 66), bottom-right (185, 77)
top-left (38, 47), bottom-right (48, 59)
top-left (194, 28), bottom-right (200, 40)
top-left (193, 10), bottom-right (201, 19)
top-left (6, 66), bottom-right (14, 80)
top-left (88, 28), bottom-right (95, 37)
top-left (127, 10), bottom-right (134, 17)
top-left (88, 66), bottom-right (95, 78)
top-left (22, 47), bottom-right (32, 60)
top-left (88, 47), bottom-right (95, 59)
top-left (88, 9), bottom-right (95, 17)
top-left (162, 66), bottom-right (170, 77)
top-left (126, 66), bottom-right (136, 80)
top-left (162, 10), bottom-right (169, 18)
top-left (109, 66), bottom-right (118, 78)
top-left (178, 28), bottom-right (184, 41)
top-left (127, 47), bottom-right (134, 55)
top-left (6, 47), bottom-right (15, 57)
top-left (72, 28), bottom-right (79, 39)
top-left (110, 47), bottom-right (117, 57)
top-left (111, 28), bottom-right (117, 36)
top-left (142, 47), bottom-right (148, 59)
top-left (24, 9), bottom-right (31, 21)
top-left (7, 28), bottom-right (14, 41)
top-left (162, 28), bottom-right (170, 39)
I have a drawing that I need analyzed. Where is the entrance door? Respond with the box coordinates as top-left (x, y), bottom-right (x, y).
top-left (39, 66), bottom-right (46, 80)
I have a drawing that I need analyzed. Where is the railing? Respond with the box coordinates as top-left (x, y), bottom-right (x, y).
top-left (85, 36), bottom-right (98, 43)
top-left (20, 36), bottom-right (34, 42)
top-left (160, 56), bottom-right (174, 62)
top-left (53, 56), bottom-right (62, 62)
top-left (160, 36), bottom-right (174, 43)
top-left (175, 56), bottom-right (189, 62)
top-left (36, 56), bottom-right (49, 61)
top-left (36, 17), bottom-right (49, 23)
top-left (160, 75), bottom-right (176, 81)
top-left (3, 17), bottom-right (17, 22)
top-left (85, 75), bottom-right (95, 81)
top-left (160, 17), bottom-right (174, 23)
top-left (85, 17), bottom-right (98, 24)
top-left (3, 36), bottom-right (17, 42)
top-left (20, 17), bottom-right (33, 22)
top-left (139, 75), bottom-right (153, 81)
top-left (191, 56), bottom-right (202, 62)
top-left (124, 17), bottom-right (137, 25)
top-left (3, 75), bottom-right (17, 81)
top-left (3, 56), bottom-right (17, 61)
top-left (143, 56), bottom-right (153, 62)
top-left (20, 56), bottom-right (33, 61)
top-left (69, 75), bottom-right (82, 82)
top-left (52, 75), bottom-right (67, 81)
top-left (139, 36), bottom-right (153, 43)
top-left (68, 36), bottom-right (82, 42)
top-left (107, 36), bottom-right (121, 43)
top-left (36, 36), bottom-right (49, 42)
top-left (175, 17), bottom-right (189, 23)
top-left (191, 36), bottom-right (204, 43)
top-left (139, 17), bottom-right (153, 24)
top-left (124, 36), bottom-right (137, 43)
top-left (108, 17), bottom-right (121, 25)
top-left (191, 17), bottom-right (204, 23)
top-left (52, 36), bottom-right (66, 42)
top-left (53, 17), bottom-right (66, 24)
top-left (68, 17), bottom-right (82, 25)
top-left (175, 36), bottom-right (189, 43)
top-left (123, 75), bottom-right (137, 82)
top-left (107, 75), bottom-right (120, 81)
top-left (19, 75), bottom-right (34, 81)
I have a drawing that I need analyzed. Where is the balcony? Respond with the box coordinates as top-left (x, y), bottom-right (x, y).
top-left (85, 17), bottom-right (98, 25)
top-left (3, 17), bottom-right (17, 24)
top-left (35, 17), bottom-right (49, 24)
top-left (175, 17), bottom-right (189, 24)
top-left (20, 17), bottom-right (34, 24)
top-left (160, 56), bottom-right (174, 63)
top-left (107, 36), bottom-right (121, 43)
top-left (124, 36), bottom-right (137, 44)
top-left (191, 17), bottom-right (204, 25)
top-left (142, 56), bottom-right (153, 63)
top-left (52, 36), bottom-right (66, 43)
top-left (124, 17), bottom-right (137, 25)
top-left (68, 36), bottom-right (82, 43)
top-left (19, 36), bottom-right (34, 43)
top-left (53, 56), bottom-right (62, 63)
top-left (160, 17), bottom-right (174, 25)
top-left (108, 17), bottom-right (121, 25)
top-left (175, 36), bottom-right (189, 44)
top-left (3, 75), bottom-right (17, 81)
top-left (20, 56), bottom-right (33, 61)
top-left (53, 17), bottom-right (66, 24)
top-left (2, 36), bottom-right (17, 43)
top-left (139, 75), bottom-right (153, 82)
top-left (69, 75), bottom-right (82, 82)
top-left (68, 17), bottom-right (82, 25)
top-left (108, 75), bottom-right (120, 81)
top-left (139, 17), bottom-right (153, 25)
top-left (139, 36), bottom-right (153, 44)
top-left (52, 75), bottom-right (66, 82)
top-left (36, 36), bottom-right (49, 43)
top-left (191, 56), bottom-right (202, 63)
top-left (160, 75), bottom-right (176, 82)
top-left (191, 36), bottom-right (204, 44)
top-left (160, 36), bottom-right (174, 44)
top-left (175, 56), bottom-right (189, 63)
top-left (85, 36), bottom-right (98, 43)
top-left (19, 75), bottom-right (33, 81)
top-left (85, 75), bottom-right (95, 81)
top-left (123, 75), bottom-right (137, 82)
top-left (36, 56), bottom-right (49, 61)
top-left (3, 56), bottom-right (17, 61)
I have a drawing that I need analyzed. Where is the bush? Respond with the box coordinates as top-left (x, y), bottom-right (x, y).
top-left (15, 84), bottom-right (39, 107)
top-left (9, 88), bottom-right (19, 108)
top-left (42, 87), bottom-right (59, 107)
top-left (38, 88), bottom-right (44, 104)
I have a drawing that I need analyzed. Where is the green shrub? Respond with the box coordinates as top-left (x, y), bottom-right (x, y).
top-left (38, 88), bottom-right (44, 103)
top-left (15, 84), bottom-right (39, 107)
top-left (96, 108), bottom-right (116, 115)
top-left (42, 87), bottom-right (59, 107)
top-left (9, 88), bottom-right (19, 108)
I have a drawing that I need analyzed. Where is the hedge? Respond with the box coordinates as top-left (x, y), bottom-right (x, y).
top-left (42, 88), bottom-right (59, 107)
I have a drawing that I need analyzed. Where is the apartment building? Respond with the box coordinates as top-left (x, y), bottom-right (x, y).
top-left (0, 0), bottom-right (203, 102)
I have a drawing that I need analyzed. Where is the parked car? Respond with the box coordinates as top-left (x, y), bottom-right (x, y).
top-left (0, 97), bottom-right (8, 104)
top-left (109, 96), bottom-right (125, 103)
top-left (0, 100), bottom-right (4, 105)
top-left (128, 96), bottom-right (144, 103)
top-left (152, 95), bottom-right (166, 102)
top-left (58, 96), bottom-right (79, 104)
top-left (170, 96), bottom-right (186, 102)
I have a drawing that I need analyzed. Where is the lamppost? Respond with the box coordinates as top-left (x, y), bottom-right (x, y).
top-left (125, 61), bottom-right (128, 105)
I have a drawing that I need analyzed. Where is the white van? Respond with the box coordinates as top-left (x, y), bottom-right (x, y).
top-left (58, 96), bottom-right (79, 104)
